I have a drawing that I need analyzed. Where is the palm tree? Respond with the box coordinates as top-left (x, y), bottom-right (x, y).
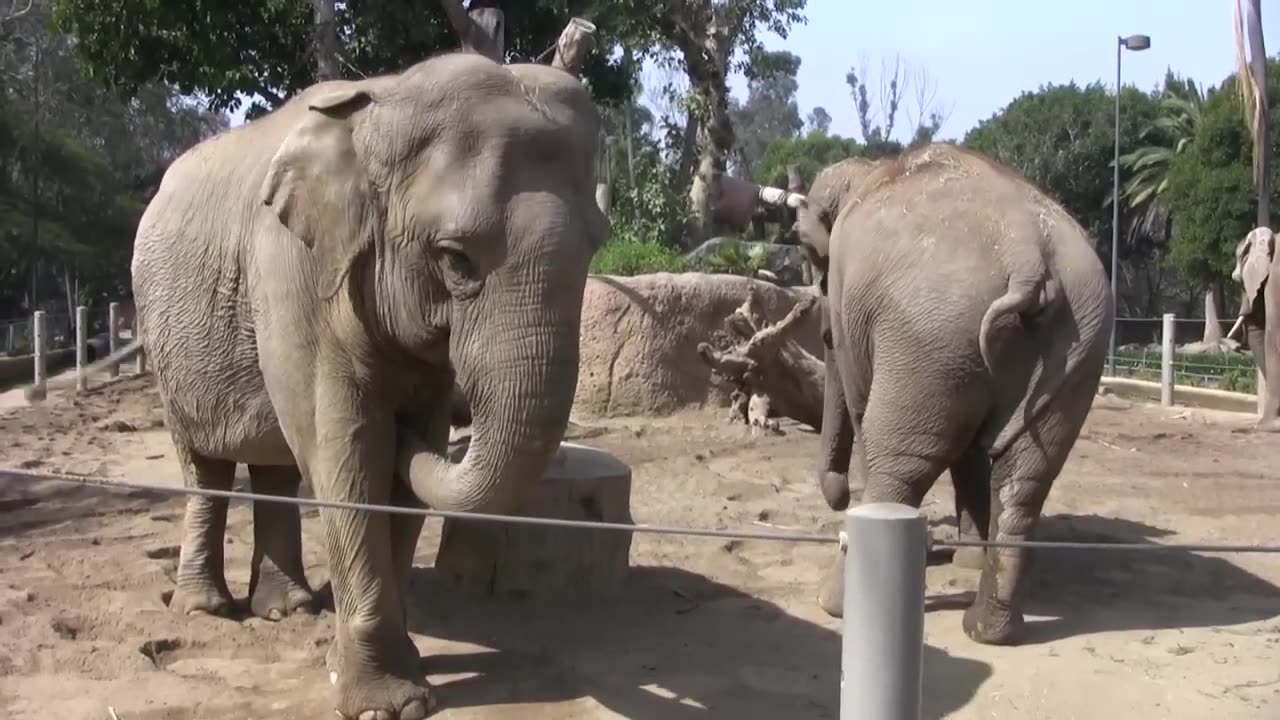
top-left (1108, 73), bottom-right (1210, 336)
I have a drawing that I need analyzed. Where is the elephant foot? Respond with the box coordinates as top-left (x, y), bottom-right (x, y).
top-left (249, 571), bottom-right (316, 621)
top-left (962, 600), bottom-right (1024, 646)
top-left (951, 546), bottom-right (986, 571)
top-left (168, 582), bottom-right (234, 617)
top-left (1257, 417), bottom-right (1280, 433)
top-left (336, 673), bottom-right (436, 720)
top-left (820, 471), bottom-right (851, 511)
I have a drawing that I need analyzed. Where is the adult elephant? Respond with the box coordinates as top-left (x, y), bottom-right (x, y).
top-left (1230, 227), bottom-right (1280, 430)
top-left (794, 143), bottom-right (1113, 645)
top-left (804, 156), bottom-right (988, 570)
top-left (132, 53), bottom-right (607, 719)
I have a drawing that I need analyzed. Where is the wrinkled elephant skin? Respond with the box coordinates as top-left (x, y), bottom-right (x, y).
top-left (797, 144), bottom-right (1113, 646)
top-left (131, 54), bottom-right (607, 718)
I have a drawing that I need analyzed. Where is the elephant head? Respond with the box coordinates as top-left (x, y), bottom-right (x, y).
top-left (260, 55), bottom-right (608, 514)
top-left (793, 157), bottom-right (879, 292)
top-left (1231, 227), bottom-right (1274, 374)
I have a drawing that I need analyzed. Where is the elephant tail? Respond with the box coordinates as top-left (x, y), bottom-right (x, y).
top-left (978, 280), bottom-right (1045, 374)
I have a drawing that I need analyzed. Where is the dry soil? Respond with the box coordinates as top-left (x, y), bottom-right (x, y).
top-left (1, 374), bottom-right (1278, 719)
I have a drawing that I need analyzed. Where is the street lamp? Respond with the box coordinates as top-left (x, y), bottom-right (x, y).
top-left (1109, 33), bottom-right (1151, 376)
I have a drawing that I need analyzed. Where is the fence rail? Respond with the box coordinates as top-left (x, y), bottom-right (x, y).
top-left (5, 465), bottom-right (1280, 719)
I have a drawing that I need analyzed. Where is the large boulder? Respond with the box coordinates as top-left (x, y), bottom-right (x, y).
top-left (574, 272), bottom-right (822, 418)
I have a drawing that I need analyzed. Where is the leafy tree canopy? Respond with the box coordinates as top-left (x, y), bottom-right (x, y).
top-left (754, 129), bottom-right (862, 188)
top-left (49, 0), bottom-right (639, 118)
top-left (1164, 58), bottom-right (1280, 290)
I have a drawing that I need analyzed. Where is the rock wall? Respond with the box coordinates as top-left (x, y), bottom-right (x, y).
top-left (574, 272), bottom-right (821, 418)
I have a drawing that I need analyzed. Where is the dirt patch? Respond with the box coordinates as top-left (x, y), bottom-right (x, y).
top-left (1, 376), bottom-right (1279, 718)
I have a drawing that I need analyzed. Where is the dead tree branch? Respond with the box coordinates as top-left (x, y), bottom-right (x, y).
top-left (697, 290), bottom-right (825, 431)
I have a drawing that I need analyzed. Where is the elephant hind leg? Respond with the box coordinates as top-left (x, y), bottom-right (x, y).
top-left (962, 376), bottom-right (1094, 646)
top-left (246, 464), bottom-right (316, 621)
top-left (169, 443), bottom-right (236, 617)
top-left (948, 447), bottom-right (991, 571)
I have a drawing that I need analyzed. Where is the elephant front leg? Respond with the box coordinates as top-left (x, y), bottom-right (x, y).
top-left (246, 464), bottom-right (316, 620)
top-left (313, 382), bottom-right (434, 720)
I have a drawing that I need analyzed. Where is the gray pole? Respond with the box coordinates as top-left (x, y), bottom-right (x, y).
top-left (32, 310), bottom-right (47, 392)
top-left (76, 305), bottom-right (88, 393)
top-left (107, 301), bottom-right (120, 379)
top-left (1160, 312), bottom-right (1174, 407)
top-left (1109, 36), bottom-right (1121, 377)
top-left (840, 502), bottom-right (928, 720)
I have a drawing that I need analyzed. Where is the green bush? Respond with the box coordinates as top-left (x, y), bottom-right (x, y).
top-left (688, 237), bottom-right (772, 277)
top-left (590, 239), bottom-right (689, 276)
top-left (1111, 348), bottom-right (1258, 394)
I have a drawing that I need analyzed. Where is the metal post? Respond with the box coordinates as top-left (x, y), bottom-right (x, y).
top-left (841, 503), bottom-right (928, 720)
top-left (137, 343), bottom-right (147, 374)
top-left (1258, 369), bottom-right (1267, 417)
top-left (32, 310), bottom-right (47, 392)
top-left (1108, 37), bottom-right (1122, 378)
top-left (5, 322), bottom-right (13, 353)
top-left (76, 305), bottom-right (88, 392)
top-left (1160, 312), bottom-right (1174, 407)
top-left (107, 301), bottom-right (120, 378)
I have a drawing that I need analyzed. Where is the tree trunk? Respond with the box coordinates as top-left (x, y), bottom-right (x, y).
top-left (440, 0), bottom-right (504, 63)
top-left (1203, 285), bottom-right (1224, 344)
top-left (687, 76), bottom-right (734, 247)
top-left (550, 18), bottom-right (597, 77)
top-left (696, 290), bottom-right (825, 430)
top-left (310, 0), bottom-right (340, 81)
top-left (1245, 0), bottom-right (1270, 226)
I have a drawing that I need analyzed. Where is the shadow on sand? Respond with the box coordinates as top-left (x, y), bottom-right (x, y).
top-left (405, 564), bottom-right (991, 720)
top-left (924, 512), bottom-right (1280, 645)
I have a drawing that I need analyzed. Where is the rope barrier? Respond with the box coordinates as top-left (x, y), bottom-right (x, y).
top-left (6, 466), bottom-right (1280, 555)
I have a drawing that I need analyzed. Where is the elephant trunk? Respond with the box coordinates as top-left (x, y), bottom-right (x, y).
top-left (397, 316), bottom-right (579, 514)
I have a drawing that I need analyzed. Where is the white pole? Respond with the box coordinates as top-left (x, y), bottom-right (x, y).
top-left (32, 310), bottom-right (47, 392)
top-left (107, 301), bottom-right (120, 379)
top-left (1160, 312), bottom-right (1174, 407)
top-left (76, 305), bottom-right (88, 392)
top-left (5, 321), bottom-right (13, 353)
top-left (1258, 369), bottom-right (1267, 417)
top-left (841, 503), bottom-right (927, 720)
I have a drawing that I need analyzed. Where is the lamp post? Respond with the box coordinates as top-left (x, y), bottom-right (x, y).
top-left (1109, 33), bottom-right (1151, 376)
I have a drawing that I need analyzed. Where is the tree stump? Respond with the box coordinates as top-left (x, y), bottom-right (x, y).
top-left (433, 441), bottom-right (634, 598)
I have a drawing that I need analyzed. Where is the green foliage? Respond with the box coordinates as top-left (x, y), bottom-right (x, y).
top-left (963, 81), bottom-right (1159, 253)
top-left (1164, 58), bottom-right (1280, 290)
top-left (754, 130), bottom-right (863, 187)
top-left (688, 237), bottom-right (771, 276)
top-left (729, 49), bottom-right (804, 177)
top-left (589, 239), bottom-right (688, 276)
top-left (50, 0), bottom-right (639, 117)
top-left (1112, 349), bottom-right (1257, 394)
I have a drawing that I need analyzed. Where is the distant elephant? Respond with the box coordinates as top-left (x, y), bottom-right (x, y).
top-left (795, 143), bottom-right (1114, 645)
top-left (132, 53), bottom-right (607, 719)
top-left (1230, 227), bottom-right (1280, 430)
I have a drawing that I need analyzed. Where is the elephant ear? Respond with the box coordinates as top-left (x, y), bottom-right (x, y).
top-left (1235, 227), bottom-right (1275, 310)
top-left (260, 88), bottom-right (380, 299)
top-left (793, 198), bottom-right (833, 294)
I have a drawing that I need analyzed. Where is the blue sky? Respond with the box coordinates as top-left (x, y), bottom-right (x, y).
top-left (232, 0), bottom-right (1279, 142)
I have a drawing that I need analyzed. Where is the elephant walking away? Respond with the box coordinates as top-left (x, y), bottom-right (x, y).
top-left (795, 143), bottom-right (1114, 646)
top-left (132, 52), bottom-right (607, 719)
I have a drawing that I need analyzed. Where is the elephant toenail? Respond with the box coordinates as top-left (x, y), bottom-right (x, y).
top-left (400, 699), bottom-right (428, 720)
top-left (329, 671), bottom-right (338, 686)
top-left (268, 608), bottom-right (282, 621)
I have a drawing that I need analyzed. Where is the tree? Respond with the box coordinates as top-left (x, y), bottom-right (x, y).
top-left (1164, 59), bottom-right (1280, 298)
top-left (963, 81), bottom-right (1161, 317)
top-left (845, 55), bottom-right (949, 159)
top-left (49, 0), bottom-right (637, 119)
top-left (728, 48), bottom-right (804, 178)
top-left (1110, 71), bottom-right (1210, 337)
top-left (805, 106), bottom-right (831, 135)
top-left (754, 129), bottom-right (862, 188)
top-left (607, 0), bottom-right (807, 245)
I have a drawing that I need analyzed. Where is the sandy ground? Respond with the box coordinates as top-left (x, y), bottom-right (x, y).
top-left (1, 374), bottom-right (1278, 720)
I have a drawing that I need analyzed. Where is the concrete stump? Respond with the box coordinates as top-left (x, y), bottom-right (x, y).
top-left (434, 441), bottom-right (634, 598)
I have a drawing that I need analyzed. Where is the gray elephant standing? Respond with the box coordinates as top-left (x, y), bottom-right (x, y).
top-left (795, 143), bottom-right (1113, 645)
top-left (132, 52), bottom-right (606, 719)
top-left (1231, 227), bottom-right (1280, 430)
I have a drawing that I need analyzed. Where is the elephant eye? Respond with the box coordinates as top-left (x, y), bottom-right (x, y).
top-left (434, 238), bottom-right (484, 301)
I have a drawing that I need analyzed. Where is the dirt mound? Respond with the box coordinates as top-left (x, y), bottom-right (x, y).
top-left (574, 272), bottom-right (821, 418)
